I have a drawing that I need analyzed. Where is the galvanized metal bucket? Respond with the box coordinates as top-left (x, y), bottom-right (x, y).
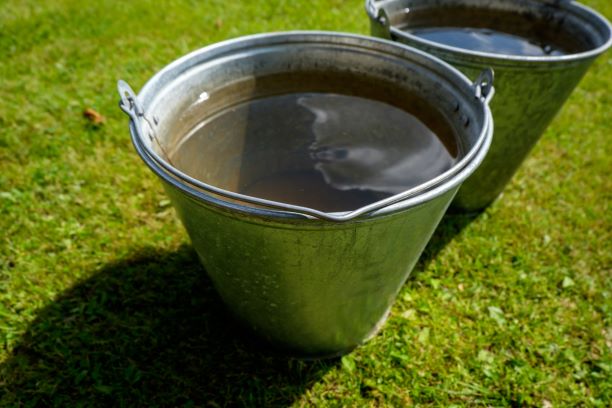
top-left (367, 0), bottom-right (612, 211)
top-left (118, 32), bottom-right (493, 358)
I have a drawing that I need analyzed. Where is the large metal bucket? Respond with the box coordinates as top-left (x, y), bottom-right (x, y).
top-left (367, 0), bottom-right (612, 211)
top-left (118, 32), bottom-right (493, 358)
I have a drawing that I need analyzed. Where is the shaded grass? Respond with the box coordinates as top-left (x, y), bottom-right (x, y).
top-left (1, 246), bottom-right (335, 406)
top-left (1, 0), bottom-right (611, 406)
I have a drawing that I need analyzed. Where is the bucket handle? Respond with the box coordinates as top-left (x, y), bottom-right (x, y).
top-left (118, 79), bottom-right (486, 222)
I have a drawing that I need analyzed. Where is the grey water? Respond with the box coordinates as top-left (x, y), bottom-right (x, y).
top-left (169, 73), bottom-right (460, 212)
top-left (398, 7), bottom-right (583, 56)
top-left (408, 27), bottom-right (567, 56)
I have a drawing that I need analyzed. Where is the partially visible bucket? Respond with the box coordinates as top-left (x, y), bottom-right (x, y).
top-left (119, 32), bottom-right (493, 357)
top-left (367, 0), bottom-right (612, 211)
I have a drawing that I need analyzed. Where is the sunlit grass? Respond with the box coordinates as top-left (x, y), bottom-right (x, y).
top-left (1, 0), bottom-right (610, 406)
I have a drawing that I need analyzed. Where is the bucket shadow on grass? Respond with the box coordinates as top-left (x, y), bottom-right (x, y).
top-left (0, 245), bottom-right (335, 407)
top-left (414, 210), bottom-right (484, 273)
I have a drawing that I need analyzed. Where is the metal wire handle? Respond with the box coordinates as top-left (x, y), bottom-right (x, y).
top-left (118, 78), bottom-right (491, 222)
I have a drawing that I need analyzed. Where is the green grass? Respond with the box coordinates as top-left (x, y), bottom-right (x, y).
top-left (0, 0), bottom-right (610, 406)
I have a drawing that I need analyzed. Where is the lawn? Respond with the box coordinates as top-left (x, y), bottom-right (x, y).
top-left (0, 0), bottom-right (610, 406)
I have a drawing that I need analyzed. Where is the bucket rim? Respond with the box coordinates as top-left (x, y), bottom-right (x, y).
top-left (129, 110), bottom-right (493, 223)
top-left (365, 0), bottom-right (612, 65)
top-left (121, 31), bottom-right (494, 222)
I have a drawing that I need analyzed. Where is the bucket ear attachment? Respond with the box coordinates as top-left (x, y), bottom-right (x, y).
top-left (376, 6), bottom-right (392, 31)
top-left (117, 80), bottom-right (171, 163)
top-left (366, 0), bottom-right (394, 36)
top-left (473, 68), bottom-right (495, 105)
top-left (118, 80), bottom-right (144, 118)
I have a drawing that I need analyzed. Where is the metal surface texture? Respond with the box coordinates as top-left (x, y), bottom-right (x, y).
top-left (367, 0), bottom-right (612, 211)
top-left (119, 32), bottom-right (493, 357)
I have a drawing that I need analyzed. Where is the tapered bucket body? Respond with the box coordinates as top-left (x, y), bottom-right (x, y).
top-left (367, 0), bottom-right (612, 211)
top-left (119, 32), bottom-right (493, 357)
